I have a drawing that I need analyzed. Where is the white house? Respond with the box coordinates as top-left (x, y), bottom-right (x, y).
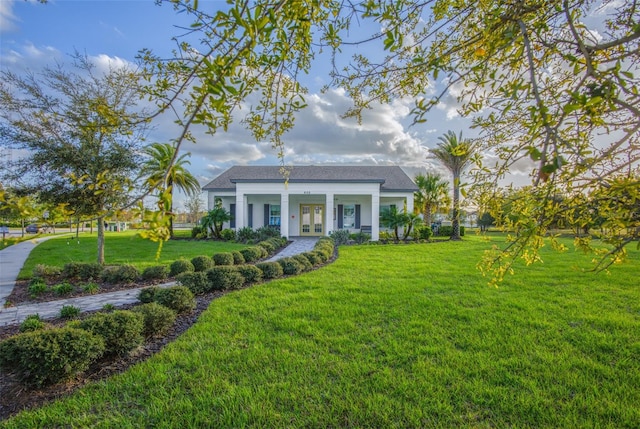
top-left (202, 165), bottom-right (418, 241)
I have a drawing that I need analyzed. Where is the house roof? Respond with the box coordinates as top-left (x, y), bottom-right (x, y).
top-left (203, 165), bottom-right (418, 192)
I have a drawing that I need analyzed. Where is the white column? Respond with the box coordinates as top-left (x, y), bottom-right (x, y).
top-left (325, 193), bottom-right (334, 236)
top-left (280, 193), bottom-right (289, 238)
top-left (235, 193), bottom-right (244, 231)
top-left (207, 192), bottom-right (215, 210)
top-left (371, 190), bottom-right (380, 241)
top-left (406, 192), bottom-right (414, 215)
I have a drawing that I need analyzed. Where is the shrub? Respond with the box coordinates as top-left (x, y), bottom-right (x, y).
top-left (240, 246), bottom-right (263, 263)
top-left (206, 266), bottom-right (245, 291)
top-left (170, 258), bottom-right (195, 277)
top-left (350, 232), bottom-right (370, 244)
top-left (191, 225), bottom-right (206, 238)
top-left (138, 286), bottom-right (161, 304)
top-left (213, 252), bottom-right (234, 266)
top-left (257, 240), bottom-right (275, 254)
top-left (278, 257), bottom-right (304, 275)
top-left (256, 262), bottom-right (284, 279)
top-left (220, 228), bottom-right (236, 241)
top-left (153, 286), bottom-right (196, 314)
top-left (292, 254), bottom-right (313, 271)
top-left (191, 255), bottom-right (214, 272)
top-left (82, 282), bottom-right (100, 294)
top-left (59, 305), bottom-right (81, 319)
top-left (176, 271), bottom-right (209, 295)
top-left (329, 229), bottom-right (351, 245)
top-left (437, 225), bottom-right (465, 237)
top-left (255, 226), bottom-right (280, 240)
top-left (0, 327), bottom-right (105, 386)
top-left (302, 251), bottom-right (321, 266)
top-left (77, 263), bottom-right (104, 281)
top-left (19, 314), bottom-right (45, 333)
top-left (32, 264), bottom-right (61, 279)
top-left (132, 303), bottom-right (176, 338)
top-left (28, 278), bottom-right (48, 298)
top-left (416, 226), bottom-right (433, 240)
top-left (102, 303), bottom-right (116, 312)
top-left (102, 264), bottom-right (139, 284)
top-left (231, 251), bottom-right (245, 265)
top-left (78, 310), bottom-right (144, 355)
top-left (236, 226), bottom-right (256, 243)
top-left (236, 265), bottom-right (263, 283)
top-left (311, 250), bottom-right (328, 263)
top-left (142, 265), bottom-right (169, 281)
top-left (52, 281), bottom-right (74, 296)
top-left (61, 262), bottom-right (82, 279)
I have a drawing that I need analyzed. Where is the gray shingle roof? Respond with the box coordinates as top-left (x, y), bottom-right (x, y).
top-left (203, 166), bottom-right (418, 192)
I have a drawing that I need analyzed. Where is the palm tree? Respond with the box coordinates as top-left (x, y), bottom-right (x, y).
top-left (141, 143), bottom-right (200, 238)
top-left (414, 172), bottom-right (450, 228)
top-left (430, 130), bottom-right (474, 240)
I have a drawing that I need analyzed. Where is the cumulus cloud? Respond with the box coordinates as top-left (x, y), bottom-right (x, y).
top-left (0, 0), bottom-right (18, 32)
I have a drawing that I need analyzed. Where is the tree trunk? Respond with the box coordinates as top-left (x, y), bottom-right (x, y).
top-left (424, 203), bottom-right (432, 228)
top-left (451, 173), bottom-right (461, 240)
top-left (97, 216), bottom-right (105, 265)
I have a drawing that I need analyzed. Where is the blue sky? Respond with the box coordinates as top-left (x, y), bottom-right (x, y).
top-left (0, 0), bottom-right (496, 208)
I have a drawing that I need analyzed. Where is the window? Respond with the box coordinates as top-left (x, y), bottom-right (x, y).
top-left (342, 204), bottom-right (355, 229)
top-left (269, 204), bottom-right (281, 226)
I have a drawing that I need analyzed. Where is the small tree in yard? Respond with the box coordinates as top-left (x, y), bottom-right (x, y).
top-left (201, 200), bottom-right (232, 239)
top-left (0, 53), bottom-right (149, 264)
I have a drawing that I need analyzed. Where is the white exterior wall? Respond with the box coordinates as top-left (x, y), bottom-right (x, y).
top-left (207, 182), bottom-right (414, 241)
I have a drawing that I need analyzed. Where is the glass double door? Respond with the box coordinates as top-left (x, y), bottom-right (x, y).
top-left (300, 204), bottom-right (324, 236)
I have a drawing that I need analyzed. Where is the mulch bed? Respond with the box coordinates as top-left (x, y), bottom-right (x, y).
top-left (0, 291), bottom-right (222, 421)
top-left (5, 278), bottom-right (168, 307)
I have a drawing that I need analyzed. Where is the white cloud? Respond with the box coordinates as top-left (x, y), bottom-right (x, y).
top-left (0, 0), bottom-right (18, 33)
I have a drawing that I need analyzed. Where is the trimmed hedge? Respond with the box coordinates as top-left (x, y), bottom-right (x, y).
top-left (278, 257), bottom-right (304, 275)
top-left (62, 262), bottom-right (103, 281)
top-left (256, 262), bottom-right (283, 279)
top-left (102, 264), bottom-right (139, 284)
top-left (257, 240), bottom-right (275, 254)
top-left (231, 251), bottom-right (245, 265)
top-left (206, 266), bottom-right (245, 291)
top-left (76, 310), bottom-right (144, 356)
top-left (236, 265), bottom-right (263, 284)
top-left (292, 254), bottom-right (313, 271)
top-left (132, 303), bottom-right (176, 338)
top-left (302, 251), bottom-right (321, 266)
top-left (170, 259), bottom-right (195, 277)
top-left (0, 327), bottom-right (105, 386)
top-left (176, 271), bottom-right (209, 295)
top-left (154, 286), bottom-right (196, 314)
top-left (191, 255), bottom-right (214, 272)
top-left (142, 265), bottom-right (169, 281)
top-left (138, 286), bottom-right (161, 304)
top-left (240, 246), bottom-right (263, 263)
top-left (213, 252), bottom-right (234, 266)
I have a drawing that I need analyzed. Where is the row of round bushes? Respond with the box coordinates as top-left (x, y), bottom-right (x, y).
top-left (1, 237), bottom-right (335, 387)
top-left (0, 285), bottom-right (197, 387)
top-left (174, 237), bottom-right (335, 295)
top-left (30, 237), bottom-right (289, 286)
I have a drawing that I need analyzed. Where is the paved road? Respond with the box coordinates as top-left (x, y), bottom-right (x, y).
top-left (0, 237), bottom-right (319, 326)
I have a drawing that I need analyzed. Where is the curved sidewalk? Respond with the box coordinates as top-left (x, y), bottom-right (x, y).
top-left (0, 237), bottom-right (319, 326)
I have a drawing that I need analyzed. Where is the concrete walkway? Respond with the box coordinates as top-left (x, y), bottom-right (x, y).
top-left (0, 237), bottom-right (319, 326)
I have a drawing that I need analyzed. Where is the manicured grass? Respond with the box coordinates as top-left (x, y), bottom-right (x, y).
top-left (18, 230), bottom-right (247, 279)
top-left (3, 235), bottom-right (639, 428)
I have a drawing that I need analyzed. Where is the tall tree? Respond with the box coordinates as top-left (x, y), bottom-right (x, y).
top-left (430, 131), bottom-right (474, 240)
top-left (414, 172), bottom-right (450, 228)
top-left (0, 54), bottom-right (148, 263)
top-left (185, 194), bottom-right (205, 224)
top-left (135, 1), bottom-right (637, 278)
top-left (140, 143), bottom-right (200, 238)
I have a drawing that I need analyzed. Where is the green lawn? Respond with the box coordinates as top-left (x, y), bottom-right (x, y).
top-left (18, 230), bottom-right (247, 279)
top-left (3, 235), bottom-right (639, 428)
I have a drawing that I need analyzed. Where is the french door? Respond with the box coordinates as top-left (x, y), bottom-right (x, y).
top-left (300, 204), bottom-right (324, 236)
